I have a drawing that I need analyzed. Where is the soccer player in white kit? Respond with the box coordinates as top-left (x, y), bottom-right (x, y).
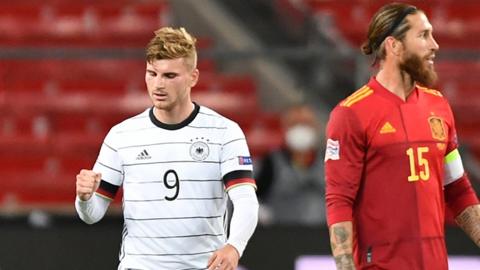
top-left (75, 27), bottom-right (259, 270)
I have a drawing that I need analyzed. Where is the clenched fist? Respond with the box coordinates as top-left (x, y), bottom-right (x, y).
top-left (76, 169), bottom-right (102, 201)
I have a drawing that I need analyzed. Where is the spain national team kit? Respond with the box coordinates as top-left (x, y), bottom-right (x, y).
top-left (325, 77), bottom-right (479, 269)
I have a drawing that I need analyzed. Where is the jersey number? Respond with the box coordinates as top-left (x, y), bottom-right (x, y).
top-left (163, 169), bottom-right (179, 201)
top-left (406, 147), bottom-right (430, 182)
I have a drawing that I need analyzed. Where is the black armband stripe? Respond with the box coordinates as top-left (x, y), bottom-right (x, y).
top-left (223, 170), bottom-right (253, 184)
top-left (96, 180), bottom-right (120, 200)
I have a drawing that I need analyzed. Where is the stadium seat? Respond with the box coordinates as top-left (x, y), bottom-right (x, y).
top-left (0, 1), bottom-right (170, 47)
top-left (296, 0), bottom-right (480, 49)
top-left (0, 1), bottom-right (284, 209)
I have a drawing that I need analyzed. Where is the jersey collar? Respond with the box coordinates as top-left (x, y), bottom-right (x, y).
top-left (149, 102), bottom-right (200, 130)
top-left (368, 77), bottom-right (420, 105)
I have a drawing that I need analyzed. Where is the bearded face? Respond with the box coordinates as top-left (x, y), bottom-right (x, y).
top-left (399, 48), bottom-right (438, 87)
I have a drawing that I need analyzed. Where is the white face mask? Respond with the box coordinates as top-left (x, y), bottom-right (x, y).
top-left (285, 124), bottom-right (317, 151)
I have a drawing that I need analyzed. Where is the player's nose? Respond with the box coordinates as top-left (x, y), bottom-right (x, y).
top-left (430, 35), bottom-right (439, 51)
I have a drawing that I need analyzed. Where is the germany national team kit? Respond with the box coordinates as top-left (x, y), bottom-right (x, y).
top-left (93, 103), bottom-right (256, 269)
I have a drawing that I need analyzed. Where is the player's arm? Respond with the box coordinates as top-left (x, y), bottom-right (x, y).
top-left (75, 169), bottom-right (112, 224)
top-left (208, 121), bottom-right (258, 270)
top-left (445, 172), bottom-right (480, 247)
top-left (207, 174), bottom-right (258, 270)
top-left (442, 102), bottom-right (480, 247)
top-left (443, 154), bottom-right (480, 246)
top-left (325, 106), bottom-right (364, 270)
top-left (226, 184), bottom-right (258, 256)
top-left (455, 204), bottom-right (480, 247)
top-left (75, 128), bottom-right (123, 224)
top-left (329, 221), bottom-right (355, 270)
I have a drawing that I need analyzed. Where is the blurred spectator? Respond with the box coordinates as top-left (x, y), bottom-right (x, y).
top-left (256, 104), bottom-right (326, 226)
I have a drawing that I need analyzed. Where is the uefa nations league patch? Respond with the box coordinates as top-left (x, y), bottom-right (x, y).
top-left (238, 156), bottom-right (252, 165)
top-left (325, 138), bottom-right (340, 162)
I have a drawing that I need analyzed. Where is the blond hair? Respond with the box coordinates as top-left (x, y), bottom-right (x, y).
top-left (146, 27), bottom-right (197, 70)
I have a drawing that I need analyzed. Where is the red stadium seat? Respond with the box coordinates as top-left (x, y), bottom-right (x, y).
top-left (0, 1), bottom-right (171, 47)
top-left (0, 1), bottom-right (280, 209)
top-left (299, 0), bottom-right (480, 48)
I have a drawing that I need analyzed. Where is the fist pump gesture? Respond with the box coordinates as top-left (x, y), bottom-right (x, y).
top-left (76, 169), bottom-right (101, 201)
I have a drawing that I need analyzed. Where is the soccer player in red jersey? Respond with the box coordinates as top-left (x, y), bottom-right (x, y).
top-left (325, 3), bottom-right (480, 270)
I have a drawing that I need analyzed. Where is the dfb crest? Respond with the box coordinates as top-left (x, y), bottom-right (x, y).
top-left (189, 139), bottom-right (210, 161)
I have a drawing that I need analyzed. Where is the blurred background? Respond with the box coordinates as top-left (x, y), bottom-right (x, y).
top-left (1, 0), bottom-right (480, 269)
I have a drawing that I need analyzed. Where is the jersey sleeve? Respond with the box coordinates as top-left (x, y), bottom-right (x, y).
top-left (442, 101), bottom-right (479, 215)
top-left (92, 127), bottom-right (124, 200)
top-left (443, 102), bottom-right (466, 186)
top-left (325, 106), bottom-right (365, 226)
top-left (220, 121), bottom-right (256, 191)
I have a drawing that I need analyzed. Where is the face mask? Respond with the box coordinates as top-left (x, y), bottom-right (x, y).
top-left (285, 124), bottom-right (317, 151)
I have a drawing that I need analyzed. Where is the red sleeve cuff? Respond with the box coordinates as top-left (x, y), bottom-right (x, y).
top-left (326, 205), bottom-right (353, 226)
top-left (445, 175), bottom-right (479, 217)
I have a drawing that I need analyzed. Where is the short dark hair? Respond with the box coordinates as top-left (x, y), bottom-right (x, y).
top-left (361, 3), bottom-right (421, 63)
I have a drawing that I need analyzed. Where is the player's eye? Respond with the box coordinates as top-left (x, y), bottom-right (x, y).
top-left (147, 70), bottom-right (157, 77)
top-left (164, 73), bottom-right (178, 79)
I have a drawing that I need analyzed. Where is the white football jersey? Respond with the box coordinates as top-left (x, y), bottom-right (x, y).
top-left (93, 104), bottom-right (255, 270)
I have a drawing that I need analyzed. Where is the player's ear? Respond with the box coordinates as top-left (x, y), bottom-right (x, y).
top-left (386, 36), bottom-right (402, 57)
top-left (190, 68), bottom-right (199, 88)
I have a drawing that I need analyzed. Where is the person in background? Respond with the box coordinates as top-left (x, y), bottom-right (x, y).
top-left (256, 104), bottom-right (326, 226)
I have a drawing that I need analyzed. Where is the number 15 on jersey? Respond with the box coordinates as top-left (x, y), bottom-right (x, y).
top-left (406, 147), bottom-right (430, 182)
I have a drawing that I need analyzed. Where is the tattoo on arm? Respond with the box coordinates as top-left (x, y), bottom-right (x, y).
top-left (334, 227), bottom-right (348, 243)
top-left (455, 204), bottom-right (480, 247)
top-left (334, 254), bottom-right (355, 270)
top-left (329, 222), bottom-right (356, 270)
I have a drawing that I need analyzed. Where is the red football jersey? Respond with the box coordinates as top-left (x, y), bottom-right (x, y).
top-left (325, 77), bottom-right (463, 269)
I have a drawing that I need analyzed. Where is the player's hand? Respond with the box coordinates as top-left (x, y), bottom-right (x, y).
top-left (76, 169), bottom-right (101, 201)
top-left (207, 244), bottom-right (239, 270)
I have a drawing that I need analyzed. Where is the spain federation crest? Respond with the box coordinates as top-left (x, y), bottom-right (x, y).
top-left (190, 140), bottom-right (210, 161)
top-left (428, 116), bottom-right (446, 141)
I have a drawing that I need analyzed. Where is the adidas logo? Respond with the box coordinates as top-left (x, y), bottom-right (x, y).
top-left (136, 149), bottom-right (151, 160)
top-left (380, 122), bottom-right (396, 134)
